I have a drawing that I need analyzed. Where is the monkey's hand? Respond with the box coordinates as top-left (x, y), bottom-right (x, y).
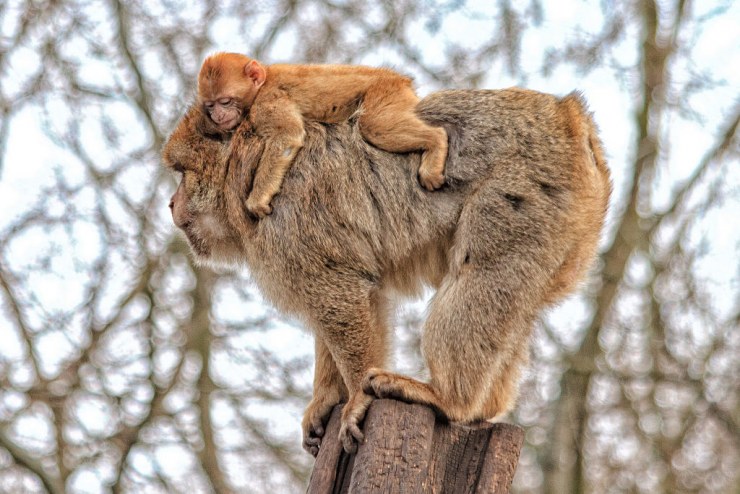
top-left (338, 390), bottom-right (374, 454)
top-left (245, 194), bottom-right (273, 218)
top-left (301, 391), bottom-right (343, 457)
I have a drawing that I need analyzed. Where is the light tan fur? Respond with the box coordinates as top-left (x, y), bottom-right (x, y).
top-left (197, 52), bottom-right (448, 217)
top-left (163, 89), bottom-right (611, 455)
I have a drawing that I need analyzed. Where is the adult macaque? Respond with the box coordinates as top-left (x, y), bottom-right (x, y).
top-left (197, 52), bottom-right (448, 217)
top-left (163, 89), bottom-right (611, 455)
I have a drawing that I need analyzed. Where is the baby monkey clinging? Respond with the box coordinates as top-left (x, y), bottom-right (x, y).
top-left (197, 52), bottom-right (448, 217)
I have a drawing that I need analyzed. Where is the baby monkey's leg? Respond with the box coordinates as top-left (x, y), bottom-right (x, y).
top-left (359, 81), bottom-right (448, 190)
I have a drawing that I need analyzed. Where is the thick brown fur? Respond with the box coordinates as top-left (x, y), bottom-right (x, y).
top-left (197, 52), bottom-right (448, 217)
top-left (163, 89), bottom-right (611, 456)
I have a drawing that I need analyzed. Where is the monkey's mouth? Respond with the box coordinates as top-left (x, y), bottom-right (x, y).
top-left (217, 116), bottom-right (239, 131)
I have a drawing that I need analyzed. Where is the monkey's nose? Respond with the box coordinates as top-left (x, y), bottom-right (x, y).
top-left (168, 199), bottom-right (175, 210)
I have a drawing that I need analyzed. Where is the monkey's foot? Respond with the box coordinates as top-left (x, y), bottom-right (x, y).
top-left (418, 167), bottom-right (445, 191)
top-left (338, 391), bottom-right (373, 454)
top-left (362, 368), bottom-right (442, 410)
top-left (302, 395), bottom-right (342, 457)
top-left (245, 195), bottom-right (273, 218)
top-left (419, 130), bottom-right (448, 190)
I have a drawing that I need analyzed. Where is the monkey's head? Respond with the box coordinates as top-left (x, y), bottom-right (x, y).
top-left (163, 107), bottom-right (260, 267)
top-left (197, 52), bottom-right (267, 132)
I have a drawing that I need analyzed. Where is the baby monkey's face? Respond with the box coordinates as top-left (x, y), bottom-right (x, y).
top-left (202, 96), bottom-right (243, 131)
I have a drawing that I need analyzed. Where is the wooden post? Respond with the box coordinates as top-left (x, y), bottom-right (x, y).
top-left (307, 399), bottom-right (524, 493)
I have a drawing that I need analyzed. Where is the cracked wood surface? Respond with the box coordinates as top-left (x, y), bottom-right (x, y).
top-left (307, 400), bottom-right (524, 493)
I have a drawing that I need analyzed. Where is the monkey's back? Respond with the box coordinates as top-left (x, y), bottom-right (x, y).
top-left (237, 89), bottom-right (610, 318)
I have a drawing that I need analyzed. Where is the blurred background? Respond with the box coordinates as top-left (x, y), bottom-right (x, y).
top-left (0, 0), bottom-right (737, 492)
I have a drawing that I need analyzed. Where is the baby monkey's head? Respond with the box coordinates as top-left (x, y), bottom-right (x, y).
top-left (197, 52), bottom-right (267, 132)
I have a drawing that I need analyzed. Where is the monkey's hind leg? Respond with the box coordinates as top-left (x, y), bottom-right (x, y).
top-left (358, 82), bottom-right (448, 191)
top-left (365, 174), bottom-right (563, 422)
top-left (362, 271), bottom-right (531, 423)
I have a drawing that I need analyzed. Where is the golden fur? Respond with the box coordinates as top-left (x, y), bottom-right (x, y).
top-left (163, 88), bottom-right (611, 455)
top-left (197, 53), bottom-right (448, 217)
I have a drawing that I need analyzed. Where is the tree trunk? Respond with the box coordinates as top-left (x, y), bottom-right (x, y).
top-left (307, 400), bottom-right (524, 493)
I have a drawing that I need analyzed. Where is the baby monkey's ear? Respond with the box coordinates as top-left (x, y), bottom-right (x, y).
top-left (245, 60), bottom-right (267, 88)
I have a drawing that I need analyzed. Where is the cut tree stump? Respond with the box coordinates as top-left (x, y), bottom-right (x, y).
top-left (307, 399), bottom-right (524, 493)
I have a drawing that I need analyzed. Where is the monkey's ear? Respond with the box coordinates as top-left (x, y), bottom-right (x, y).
top-left (245, 60), bottom-right (266, 88)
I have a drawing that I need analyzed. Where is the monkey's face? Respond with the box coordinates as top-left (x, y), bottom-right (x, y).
top-left (162, 108), bottom-right (250, 267)
top-left (202, 96), bottom-right (244, 131)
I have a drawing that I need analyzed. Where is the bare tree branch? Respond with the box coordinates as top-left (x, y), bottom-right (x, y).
top-left (0, 428), bottom-right (65, 494)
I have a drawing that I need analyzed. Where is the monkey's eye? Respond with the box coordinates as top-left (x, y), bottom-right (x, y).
top-left (218, 97), bottom-right (232, 105)
top-left (204, 101), bottom-right (214, 109)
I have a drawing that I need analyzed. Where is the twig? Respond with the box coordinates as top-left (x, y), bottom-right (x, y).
top-left (0, 428), bottom-right (65, 494)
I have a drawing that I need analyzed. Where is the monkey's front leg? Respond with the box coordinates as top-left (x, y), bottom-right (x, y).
top-left (246, 102), bottom-right (305, 217)
top-left (311, 288), bottom-right (389, 454)
top-left (302, 336), bottom-right (348, 457)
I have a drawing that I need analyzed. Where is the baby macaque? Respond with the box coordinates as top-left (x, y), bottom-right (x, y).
top-left (197, 52), bottom-right (448, 217)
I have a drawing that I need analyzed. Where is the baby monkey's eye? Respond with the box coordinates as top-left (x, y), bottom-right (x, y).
top-left (218, 97), bottom-right (232, 105)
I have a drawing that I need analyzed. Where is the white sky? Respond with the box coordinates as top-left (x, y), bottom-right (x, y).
top-left (0, 1), bottom-right (738, 491)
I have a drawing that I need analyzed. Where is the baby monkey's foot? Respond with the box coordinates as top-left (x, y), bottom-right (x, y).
top-left (418, 167), bottom-right (446, 191)
top-left (245, 195), bottom-right (273, 218)
top-left (418, 127), bottom-right (448, 190)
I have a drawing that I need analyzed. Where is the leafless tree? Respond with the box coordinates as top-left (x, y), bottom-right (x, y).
top-left (0, 0), bottom-right (736, 492)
